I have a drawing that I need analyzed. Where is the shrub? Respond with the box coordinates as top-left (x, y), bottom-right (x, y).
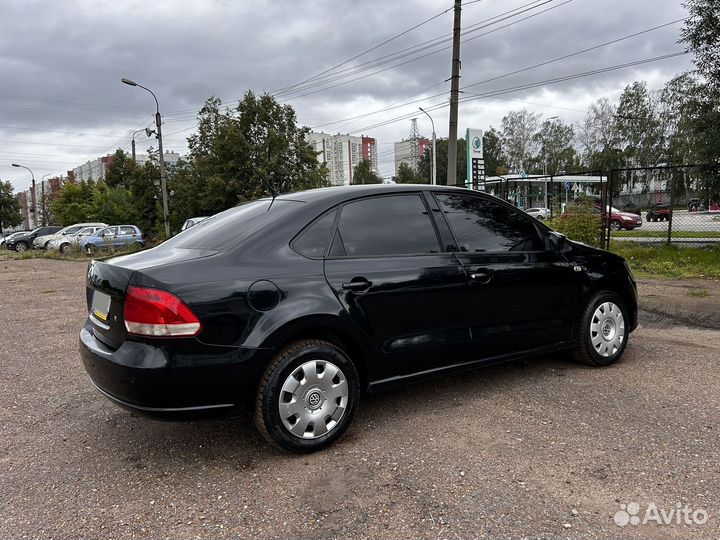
top-left (546, 200), bottom-right (602, 247)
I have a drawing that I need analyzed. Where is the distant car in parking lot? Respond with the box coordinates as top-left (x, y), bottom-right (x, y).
top-left (1, 230), bottom-right (29, 249)
top-left (5, 226), bottom-right (62, 252)
top-left (33, 222), bottom-right (107, 250)
top-left (181, 216), bottom-right (209, 231)
top-left (47, 225), bottom-right (107, 254)
top-left (525, 207), bottom-right (551, 220)
top-left (78, 225), bottom-right (145, 256)
top-left (646, 203), bottom-right (671, 222)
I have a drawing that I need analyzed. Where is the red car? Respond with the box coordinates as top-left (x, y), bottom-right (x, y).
top-left (594, 205), bottom-right (643, 231)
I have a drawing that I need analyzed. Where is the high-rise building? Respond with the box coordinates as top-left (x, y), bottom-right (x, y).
top-left (394, 138), bottom-right (429, 175)
top-left (71, 155), bottom-right (115, 182)
top-left (307, 132), bottom-right (378, 186)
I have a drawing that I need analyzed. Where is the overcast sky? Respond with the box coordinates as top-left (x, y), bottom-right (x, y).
top-left (1, 0), bottom-right (692, 191)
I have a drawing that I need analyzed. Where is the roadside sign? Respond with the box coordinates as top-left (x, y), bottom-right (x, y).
top-left (465, 128), bottom-right (484, 189)
top-left (565, 181), bottom-right (571, 191)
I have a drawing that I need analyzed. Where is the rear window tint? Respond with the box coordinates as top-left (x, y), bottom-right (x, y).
top-left (163, 199), bottom-right (303, 251)
top-left (292, 209), bottom-right (337, 258)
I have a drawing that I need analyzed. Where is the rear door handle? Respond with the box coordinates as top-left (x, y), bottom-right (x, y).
top-left (469, 270), bottom-right (493, 285)
top-left (341, 278), bottom-right (372, 293)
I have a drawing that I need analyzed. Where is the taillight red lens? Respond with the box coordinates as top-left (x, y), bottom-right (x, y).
top-left (123, 286), bottom-right (201, 337)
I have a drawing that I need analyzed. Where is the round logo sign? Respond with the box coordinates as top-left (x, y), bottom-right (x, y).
top-left (472, 136), bottom-right (481, 151)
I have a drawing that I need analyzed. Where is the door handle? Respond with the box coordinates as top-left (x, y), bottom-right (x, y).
top-left (469, 270), bottom-right (493, 285)
top-left (341, 278), bottom-right (372, 293)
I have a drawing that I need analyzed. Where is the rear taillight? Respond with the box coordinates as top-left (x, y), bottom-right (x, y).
top-left (123, 286), bottom-right (201, 337)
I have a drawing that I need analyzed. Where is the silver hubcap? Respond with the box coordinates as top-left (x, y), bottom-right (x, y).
top-left (590, 301), bottom-right (625, 357)
top-left (16, 243), bottom-right (27, 252)
top-left (278, 359), bottom-right (349, 439)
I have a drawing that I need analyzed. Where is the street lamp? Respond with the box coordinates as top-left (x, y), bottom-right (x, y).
top-left (130, 128), bottom-right (154, 162)
top-left (419, 107), bottom-right (436, 186)
top-left (121, 77), bottom-right (170, 237)
top-left (11, 163), bottom-right (36, 228)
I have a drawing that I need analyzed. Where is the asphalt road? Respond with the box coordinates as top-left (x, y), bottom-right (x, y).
top-left (1, 258), bottom-right (719, 539)
top-left (632, 210), bottom-right (720, 233)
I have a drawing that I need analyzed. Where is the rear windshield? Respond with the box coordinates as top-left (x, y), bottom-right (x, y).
top-left (162, 199), bottom-right (303, 251)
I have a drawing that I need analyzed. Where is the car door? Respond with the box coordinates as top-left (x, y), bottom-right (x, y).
top-left (434, 192), bottom-right (580, 360)
top-left (118, 226), bottom-right (136, 247)
top-left (100, 227), bottom-right (118, 249)
top-left (323, 193), bottom-right (471, 381)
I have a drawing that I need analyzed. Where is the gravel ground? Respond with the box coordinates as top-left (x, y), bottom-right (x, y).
top-left (1, 258), bottom-right (719, 539)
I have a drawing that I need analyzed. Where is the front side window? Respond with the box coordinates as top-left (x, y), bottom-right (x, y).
top-left (332, 194), bottom-right (440, 257)
top-left (435, 194), bottom-right (543, 253)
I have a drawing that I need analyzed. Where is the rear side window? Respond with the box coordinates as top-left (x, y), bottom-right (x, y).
top-left (120, 226), bottom-right (136, 235)
top-left (436, 194), bottom-right (543, 252)
top-left (292, 209), bottom-right (337, 258)
top-left (332, 194), bottom-right (440, 257)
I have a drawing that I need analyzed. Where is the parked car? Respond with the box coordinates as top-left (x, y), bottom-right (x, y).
top-left (80, 185), bottom-right (638, 453)
top-left (181, 216), bottom-right (209, 231)
top-left (78, 225), bottom-right (145, 256)
top-left (688, 198), bottom-right (704, 212)
top-left (47, 226), bottom-right (107, 254)
top-left (5, 226), bottom-right (61, 252)
top-left (33, 222), bottom-right (107, 250)
top-left (525, 207), bottom-right (551, 220)
top-left (601, 206), bottom-right (643, 231)
top-left (1, 230), bottom-right (29, 249)
top-left (646, 203), bottom-right (671, 222)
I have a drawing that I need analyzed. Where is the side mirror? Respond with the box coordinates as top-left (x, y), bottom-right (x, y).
top-left (547, 231), bottom-right (570, 253)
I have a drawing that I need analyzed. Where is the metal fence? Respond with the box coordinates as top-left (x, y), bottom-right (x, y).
top-left (604, 165), bottom-right (720, 249)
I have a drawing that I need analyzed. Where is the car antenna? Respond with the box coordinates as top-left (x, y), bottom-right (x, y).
top-left (249, 164), bottom-right (279, 209)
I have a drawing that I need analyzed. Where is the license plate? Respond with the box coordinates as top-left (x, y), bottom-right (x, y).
top-left (91, 291), bottom-right (112, 322)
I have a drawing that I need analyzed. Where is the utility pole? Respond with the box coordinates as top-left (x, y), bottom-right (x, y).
top-left (446, 0), bottom-right (462, 187)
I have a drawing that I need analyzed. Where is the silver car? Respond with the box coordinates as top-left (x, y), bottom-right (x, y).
top-left (525, 207), bottom-right (551, 220)
top-left (33, 222), bottom-right (107, 249)
top-left (47, 226), bottom-right (106, 254)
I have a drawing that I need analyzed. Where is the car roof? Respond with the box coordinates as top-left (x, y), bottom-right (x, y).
top-left (270, 184), bottom-right (475, 207)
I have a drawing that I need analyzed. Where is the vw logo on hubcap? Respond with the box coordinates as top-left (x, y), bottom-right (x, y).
top-left (306, 389), bottom-right (323, 410)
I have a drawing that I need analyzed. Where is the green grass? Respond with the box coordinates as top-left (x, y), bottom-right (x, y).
top-left (610, 242), bottom-right (720, 279)
top-left (687, 289), bottom-right (710, 298)
top-left (1, 244), bottom-right (147, 262)
top-left (613, 230), bottom-right (720, 238)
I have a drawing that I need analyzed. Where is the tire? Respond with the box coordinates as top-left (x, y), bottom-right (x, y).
top-left (15, 241), bottom-right (28, 252)
top-left (255, 339), bottom-right (360, 453)
top-left (59, 243), bottom-right (71, 255)
top-left (573, 292), bottom-right (628, 367)
top-left (610, 221), bottom-right (622, 231)
top-left (85, 244), bottom-right (98, 257)
top-left (130, 242), bottom-right (143, 250)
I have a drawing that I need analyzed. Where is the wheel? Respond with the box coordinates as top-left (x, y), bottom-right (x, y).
top-left (59, 243), bottom-right (71, 255)
top-left (653, 216), bottom-right (659, 222)
top-left (610, 221), bottom-right (622, 231)
top-left (86, 244), bottom-right (98, 256)
top-left (573, 292), bottom-right (628, 367)
top-left (43, 241), bottom-right (51, 249)
top-left (130, 242), bottom-right (143, 250)
top-left (15, 241), bottom-right (28, 252)
top-left (255, 339), bottom-right (360, 453)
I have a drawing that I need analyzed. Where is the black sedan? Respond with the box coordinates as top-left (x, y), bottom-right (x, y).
top-left (6, 225), bottom-right (61, 252)
top-left (80, 184), bottom-right (637, 452)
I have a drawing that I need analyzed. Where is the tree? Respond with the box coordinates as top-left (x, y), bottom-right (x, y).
top-left (52, 179), bottom-right (97, 226)
top-left (577, 97), bottom-right (620, 170)
top-left (394, 162), bottom-right (423, 184)
top-left (615, 82), bottom-right (663, 168)
top-left (534, 119), bottom-right (575, 175)
top-left (0, 181), bottom-right (22, 232)
top-left (500, 110), bottom-right (540, 173)
top-left (483, 128), bottom-right (507, 176)
top-left (175, 92), bottom-right (329, 222)
top-left (418, 138), bottom-right (466, 186)
top-left (352, 159), bottom-right (382, 184)
top-left (680, 0), bottom-right (720, 92)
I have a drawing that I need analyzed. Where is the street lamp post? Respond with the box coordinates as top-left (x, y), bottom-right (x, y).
top-left (11, 163), bottom-right (36, 228)
top-left (419, 107), bottom-right (436, 185)
top-left (121, 77), bottom-right (170, 237)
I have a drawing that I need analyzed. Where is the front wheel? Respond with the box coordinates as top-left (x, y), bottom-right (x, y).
top-left (59, 243), bottom-right (71, 255)
top-left (15, 241), bottom-right (28, 252)
top-left (85, 244), bottom-right (98, 257)
top-left (255, 339), bottom-right (360, 453)
top-left (573, 292), bottom-right (628, 366)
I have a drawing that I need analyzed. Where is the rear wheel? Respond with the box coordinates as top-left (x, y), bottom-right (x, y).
top-left (255, 339), bottom-right (360, 453)
top-left (573, 292), bottom-right (628, 366)
top-left (610, 221), bottom-right (622, 231)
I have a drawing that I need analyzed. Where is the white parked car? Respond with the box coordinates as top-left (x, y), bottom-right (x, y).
top-left (47, 225), bottom-right (106, 254)
top-left (525, 207), bottom-right (551, 220)
top-left (33, 222), bottom-right (107, 249)
top-left (181, 216), bottom-right (209, 231)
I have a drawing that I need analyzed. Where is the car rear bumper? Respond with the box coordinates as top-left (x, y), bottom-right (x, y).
top-left (79, 321), bottom-right (272, 419)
